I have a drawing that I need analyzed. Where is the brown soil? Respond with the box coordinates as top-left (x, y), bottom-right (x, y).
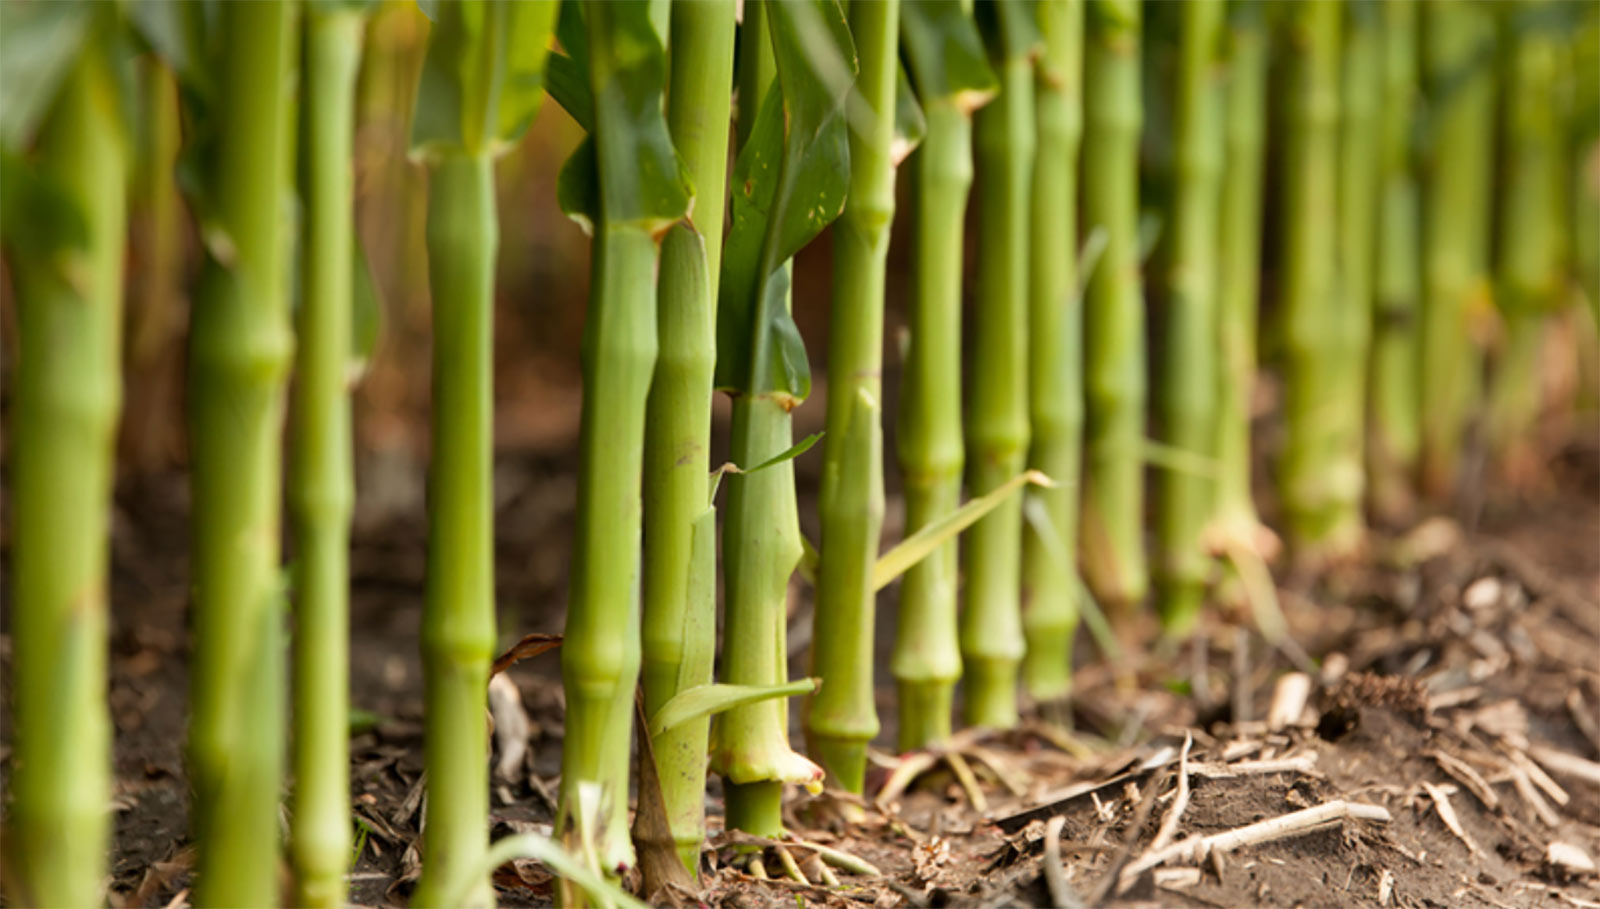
top-left (3, 438), bottom-right (1598, 909)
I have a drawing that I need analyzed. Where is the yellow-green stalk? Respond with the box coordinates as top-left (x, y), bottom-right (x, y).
top-left (1487, 2), bottom-right (1570, 477)
top-left (1332, 0), bottom-right (1380, 543)
top-left (895, 0), bottom-right (996, 749)
top-left (808, 0), bottom-right (900, 796)
top-left (1213, 0), bottom-right (1268, 548)
top-left (962, 0), bottom-right (1038, 730)
top-left (290, 6), bottom-right (365, 907)
top-left (1152, 0), bottom-right (1223, 635)
top-left (710, 0), bottom-right (855, 836)
top-left (639, 0), bottom-right (736, 877)
top-left (409, 3), bottom-right (557, 903)
top-left (124, 56), bottom-right (185, 472)
top-left (560, 0), bottom-right (691, 879)
top-left (1419, 0), bottom-right (1496, 501)
top-left (1277, 0), bottom-right (1358, 558)
top-left (1080, 0), bottom-right (1147, 611)
top-left (1021, 0), bottom-right (1084, 701)
top-left (1574, 7), bottom-right (1600, 321)
top-left (2, 9), bottom-right (127, 905)
top-left (186, 4), bottom-right (297, 905)
top-left (1366, 0), bottom-right (1423, 524)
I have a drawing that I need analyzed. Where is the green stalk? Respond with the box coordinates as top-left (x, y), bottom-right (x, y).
top-left (1152, 0), bottom-right (1223, 636)
top-left (5, 35), bottom-right (126, 909)
top-left (962, 3), bottom-right (1036, 730)
top-left (410, 4), bottom-right (555, 900)
top-left (1213, 0), bottom-right (1267, 539)
top-left (1366, 0), bottom-right (1423, 523)
top-left (1488, 2), bottom-right (1569, 475)
top-left (186, 4), bottom-right (297, 905)
top-left (561, 1), bottom-right (685, 878)
top-left (290, 8), bottom-right (364, 907)
top-left (1021, 0), bottom-right (1083, 701)
top-left (639, 0), bottom-right (736, 876)
top-left (1575, 8), bottom-right (1600, 321)
top-left (1080, 0), bottom-right (1147, 611)
top-left (1419, 0), bottom-right (1496, 501)
top-left (413, 153), bottom-right (497, 909)
top-left (894, 0), bottom-right (994, 750)
top-left (1333, 0), bottom-right (1380, 540)
top-left (895, 107), bottom-right (969, 748)
top-left (1277, 0), bottom-right (1355, 557)
top-left (808, 0), bottom-right (898, 796)
top-left (710, 0), bottom-right (853, 835)
top-left (715, 391), bottom-right (814, 837)
top-left (713, 0), bottom-right (808, 838)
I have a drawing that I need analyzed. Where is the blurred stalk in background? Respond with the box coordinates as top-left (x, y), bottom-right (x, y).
top-left (1021, 0), bottom-right (1084, 703)
top-left (962, 0), bottom-right (1037, 730)
top-left (1487, 0), bottom-right (1570, 484)
top-left (185, 4), bottom-right (297, 904)
top-left (1419, 0), bottom-right (1496, 502)
top-left (1330, 0), bottom-right (1379, 544)
top-left (1366, 0), bottom-right (1423, 525)
top-left (122, 56), bottom-right (186, 472)
top-left (1212, 0), bottom-right (1270, 560)
top-left (4, 9), bottom-right (128, 905)
top-left (1080, 0), bottom-right (1147, 613)
top-left (1276, 0), bottom-right (1353, 560)
top-left (1152, 0), bottom-right (1223, 635)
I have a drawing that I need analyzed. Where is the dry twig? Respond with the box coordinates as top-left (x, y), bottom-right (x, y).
top-left (1146, 733), bottom-right (1193, 854)
top-left (1422, 781), bottom-right (1481, 856)
top-left (1117, 800), bottom-right (1392, 888)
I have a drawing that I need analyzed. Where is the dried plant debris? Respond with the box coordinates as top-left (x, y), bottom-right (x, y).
top-left (1317, 672), bottom-right (1429, 740)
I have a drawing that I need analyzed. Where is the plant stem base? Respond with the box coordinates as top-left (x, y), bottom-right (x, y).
top-left (725, 781), bottom-right (784, 839)
top-left (896, 681), bottom-right (955, 752)
top-left (1021, 627), bottom-right (1074, 704)
top-left (963, 658), bottom-right (1020, 729)
top-left (811, 737), bottom-right (868, 795)
top-left (1156, 581), bottom-right (1205, 641)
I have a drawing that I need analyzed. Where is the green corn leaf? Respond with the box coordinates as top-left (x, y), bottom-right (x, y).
top-left (900, 0), bottom-right (998, 110)
top-left (555, 0), bottom-right (588, 70)
top-left (411, 0), bottom-right (559, 161)
top-left (0, 149), bottom-right (89, 258)
top-left (556, 135), bottom-right (599, 232)
top-left (544, 52), bottom-right (593, 129)
top-left (0, 0), bottom-right (94, 151)
top-left (648, 679), bottom-right (818, 738)
top-left (740, 430), bottom-right (824, 477)
top-left (555, 1), bottom-right (689, 234)
top-left (1140, 438), bottom-right (1219, 478)
top-left (707, 431), bottom-right (823, 503)
top-left (891, 63), bottom-right (926, 164)
top-left (128, 0), bottom-right (210, 90)
top-left (713, 0), bottom-right (858, 400)
top-left (583, 0), bottom-right (690, 232)
top-left (871, 470), bottom-right (1053, 592)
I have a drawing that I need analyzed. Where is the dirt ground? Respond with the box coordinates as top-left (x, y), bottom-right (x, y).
top-left (2, 430), bottom-right (1598, 908)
